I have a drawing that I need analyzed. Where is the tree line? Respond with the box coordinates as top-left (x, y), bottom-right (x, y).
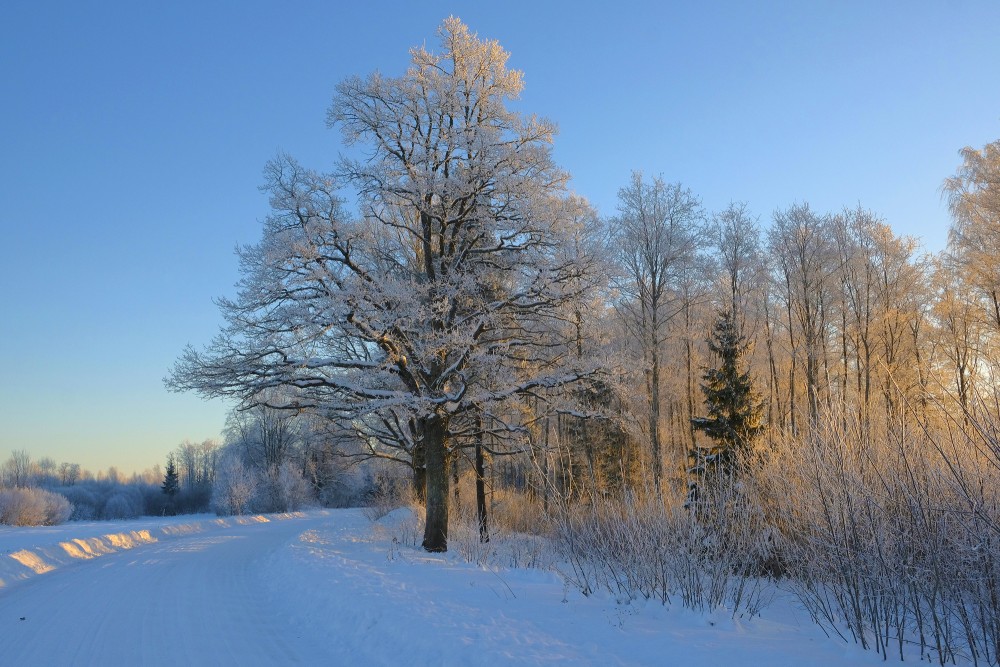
top-left (0, 443), bottom-right (215, 523)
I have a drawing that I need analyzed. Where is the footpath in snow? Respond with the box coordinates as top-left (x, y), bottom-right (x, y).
top-left (0, 508), bottom-right (886, 666)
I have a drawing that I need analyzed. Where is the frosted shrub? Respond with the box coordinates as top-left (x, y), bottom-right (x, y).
top-left (57, 485), bottom-right (99, 520)
top-left (212, 456), bottom-right (257, 516)
top-left (247, 462), bottom-right (315, 513)
top-left (276, 461), bottom-right (313, 511)
top-left (0, 487), bottom-right (73, 526)
top-left (102, 487), bottom-right (144, 520)
top-left (318, 469), bottom-right (363, 508)
top-left (753, 412), bottom-right (1000, 665)
top-left (393, 506), bottom-right (424, 547)
top-left (449, 506), bottom-right (556, 571)
top-left (488, 486), bottom-right (552, 535)
top-left (44, 490), bottom-right (73, 525)
top-left (52, 481), bottom-right (166, 519)
top-left (553, 482), bottom-right (773, 617)
top-left (362, 467), bottom-right (413, 522)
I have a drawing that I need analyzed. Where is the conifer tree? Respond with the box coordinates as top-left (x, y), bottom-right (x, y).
top-left (162, 454), bottom-right (180, 514)
top-left (690, 310), bottom-right (763, 478)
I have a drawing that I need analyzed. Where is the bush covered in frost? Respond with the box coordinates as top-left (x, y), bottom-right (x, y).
top-left (0, 487), bottom-right (73, 526)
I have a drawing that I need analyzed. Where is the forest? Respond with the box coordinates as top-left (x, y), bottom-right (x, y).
top-left (4, 17), bottom-right (1000, 665)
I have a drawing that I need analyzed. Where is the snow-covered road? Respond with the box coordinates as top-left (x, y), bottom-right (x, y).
top-left (0, 513), bottom-right (339, 664)
top-left (0, 509), bottom-right (885, 666)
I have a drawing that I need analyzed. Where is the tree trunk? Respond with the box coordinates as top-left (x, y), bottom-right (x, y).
top-left (784, 284), bottom-right (798, 437)
top-left (542, 413), bottom-right (550, 515)
top-left (841, 305), bottom-right (849, 433)
top-left (422, 414), bottom-right (449, 552)
top-left (649, 347), bottom-right (662, 496)
top-left (685, 334), bottom-right (696, 452)
top-left (475, 435), bottom-right (489, 543)
top-left (412, 438), bottom-right (426, 503)
top-left (452, 456), bottom-right (460, 512)
top-left (763, 295), bottom-right (780, 443)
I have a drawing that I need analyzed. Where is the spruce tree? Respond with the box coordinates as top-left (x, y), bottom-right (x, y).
top-left (162, 454), bottom-right (180, 514)
top-left (690, 309), bottom-right (763, 479)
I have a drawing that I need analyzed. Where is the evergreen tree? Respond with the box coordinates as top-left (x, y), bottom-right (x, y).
top-left (161, 454), bottom-right (180, 514)
top-left (690, 310), bottom-right (763, 480)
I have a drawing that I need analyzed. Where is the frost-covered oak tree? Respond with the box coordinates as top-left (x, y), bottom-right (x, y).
top-left (167, 18), bottom-right (601, 552)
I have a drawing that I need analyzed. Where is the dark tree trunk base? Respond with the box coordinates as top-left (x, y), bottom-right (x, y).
top-left (421, 414), bottom-right (449, 552)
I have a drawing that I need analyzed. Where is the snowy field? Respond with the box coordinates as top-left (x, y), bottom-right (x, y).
top-left (0, 509), bottom-right (887, 665)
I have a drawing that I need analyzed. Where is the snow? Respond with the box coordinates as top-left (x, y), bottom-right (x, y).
top-left (0, 509), bottom-right (887, 665)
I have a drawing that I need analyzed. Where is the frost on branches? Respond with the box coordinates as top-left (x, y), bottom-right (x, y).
top-left (167, 18), bottom-right (603, 552)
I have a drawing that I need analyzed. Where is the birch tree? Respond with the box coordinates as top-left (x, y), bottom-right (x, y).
top-left (833, 208), bottom-right (924, 428)
top-left (612, 173), bottom-right (702, 494)
top-left (945, 139), bottom-right (1000, 333)
top-left (932, 258), bottom-right (983, 413)
top-left (945, 139), bottom-right (1000, 383)
top-left (710, 202), bottom-right (762, 325)
top-left (768, 203), bottom-right (834, 431)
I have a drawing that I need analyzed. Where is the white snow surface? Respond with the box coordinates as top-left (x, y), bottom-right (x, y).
top-left (0, 508), bottom-right (887, 666)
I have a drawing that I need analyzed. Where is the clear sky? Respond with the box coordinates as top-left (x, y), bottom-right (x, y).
top-left (2, 1), bottom-right (999, 476)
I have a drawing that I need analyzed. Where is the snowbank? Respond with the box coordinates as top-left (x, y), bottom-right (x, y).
top-left (0, 511), bottom-right (313, 589)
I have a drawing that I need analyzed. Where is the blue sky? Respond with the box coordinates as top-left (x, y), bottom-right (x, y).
top-left (2, 1), bottom-right (999, 475)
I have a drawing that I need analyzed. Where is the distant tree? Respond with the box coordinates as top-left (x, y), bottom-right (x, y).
top-left (58, 462), bottom-right (81, 486)
top-left (212, 452), bottom-right (258, 516)
top-left (710, 204), bottom-right (761, 315)
top-left (690, 309), bottom-right (763, 480)
top-left (612, 172), bottom-right (703, 495)
top-left (198, 439), bottom-right (218, 487)
top-left (34, 457), bottom-right (58, 487)
top-left (932, 258), bottom-right (983, 413)
top-left (137, 463), bottom-right (163, 486)
top-left (105, 466), bottom-right (122, 485)
top-left (2, 450), bottom-right (32, 488)
top-left (832, 207), bottom-right (924, 425)
top-left (945, 139), bottom-right (1000, 333)
top-left (176, 440), bottom-right (198, 490)
top-left (768, 203), bottom-right (834, 431)
top-left (222, 398), bottom-right (304, 512)
top-left (161, 455), bottom-right (180, 513)
top-left (225, 398), bottom-right (298, 477)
